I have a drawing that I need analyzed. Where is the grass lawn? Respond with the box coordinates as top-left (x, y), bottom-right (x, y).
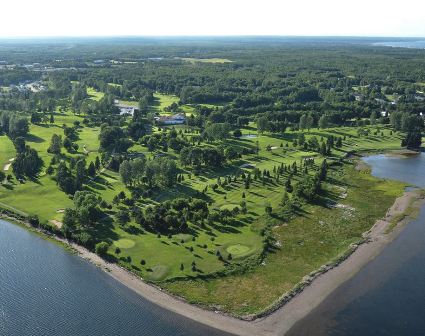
top-left (0, 118), bottom-right (408, 301)
top-left (0, 111), bottom-right (101, 222)
top-left (149, 93), bottom-right (180, 115)
top-left (87, 87), bottom-right (104, 101)
top-left (163, 163), bottom-right (406, 315)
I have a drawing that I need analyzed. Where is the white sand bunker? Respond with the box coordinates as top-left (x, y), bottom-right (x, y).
top-left (3, 158), bottom-right (14, 171)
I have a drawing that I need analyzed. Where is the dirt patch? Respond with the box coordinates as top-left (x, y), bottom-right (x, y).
top-left (49, 220), bottom-right (63, 229)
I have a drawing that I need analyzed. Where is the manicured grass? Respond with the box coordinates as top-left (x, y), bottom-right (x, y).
top-left (149, 93), bottom-right (180, 115)
top-left (163, 163), bottom-right (406, 315)
top-left (87, 87), bottom-right (104, 101)
top-left (0, 119), bottom-right (407, 288)
top-left (113, 238), bottom-right (136, 249)
top-left (0, 111), bottom-right (100, 222)
top-left (0, 134), bottom-right (15, 170)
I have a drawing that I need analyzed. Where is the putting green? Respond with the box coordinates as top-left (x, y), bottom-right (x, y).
top-left (226, 244), bottom-right (251, 256)
top-left (113, 239), bottom-right (136, 249)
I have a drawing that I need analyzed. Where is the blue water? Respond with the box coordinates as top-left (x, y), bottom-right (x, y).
top-left (363, 153), bottom-right (425, 188)
top-left (287, 153), bottom-right (425, 335)
top-left (0, 220), bottom-right (232, 336)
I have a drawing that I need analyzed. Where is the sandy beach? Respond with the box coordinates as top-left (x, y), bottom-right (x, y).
top-left (51, 189), bottom-right (423, 336)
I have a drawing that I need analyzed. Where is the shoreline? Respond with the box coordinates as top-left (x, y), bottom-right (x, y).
top-left (2, 188), bottom-right (422, 336)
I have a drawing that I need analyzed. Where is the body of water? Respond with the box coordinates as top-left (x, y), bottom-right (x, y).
top-left (287, 153), bottom-right (425, 335)
top-left (0, 220), bottom-right (232, 336)
top-left (374, 40), bottom-right (425, 49)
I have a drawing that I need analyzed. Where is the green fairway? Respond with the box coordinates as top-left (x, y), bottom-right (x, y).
top-left (87, 87), bottom-right (104, 101)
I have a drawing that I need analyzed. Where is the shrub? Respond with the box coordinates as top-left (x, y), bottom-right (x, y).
top-left (95, 242), bottom-right (109, 255)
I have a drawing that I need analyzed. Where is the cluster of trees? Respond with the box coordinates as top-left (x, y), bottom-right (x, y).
top-left (389, 112), bottom-right (424, 149)
top-left (12, 141), bottom-right (43, 178)
top-left (140, 129), bottom-right (190, 153)
top-left (99, 124), bottom-right (132, 153)
top-left (55, 157), bottom-right (96, 194)
top-left (119, 156), bottom-right (177, 188)
top-left (0, 112), bottom-right (29, 138)
top-left (202, 122), bottom-right (232, 141)
top-left (132, 197), bottom-right (209, 233)
top-left (62, 191), bottom-right (104, 245)
top-left (180, 146), bottom-right (225, 169)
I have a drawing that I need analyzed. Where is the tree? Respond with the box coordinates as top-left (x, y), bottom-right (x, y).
top-left (95, 242), bottom-right (109, 255)
top-left (95, 156), bottom-right (101, 170)
top-left (119, 160), bottom-right (133, 186)
top-left (47, 134), bottom-right (62, 155)
top-left (12, 146), bottom-right (43, 178)
top-left (402, 132), bottom-right (422, 149)
top-left (319, 159), bottom-right (328, 181)
top-left (203, 123), bottom-right (231, 141)
top-left (318, 115), bottom-right (329, 129)
top-left (13, 137), bottom-right (26, 154)
top-left (233, 129), bottom-right (242, 138)
top-left (370, 111), bottom-right (377, 125)
top-left (306, 113), bottom-right (314, 131)
top-left (87, 162), bottom-right (96, 177)
top-left (299, 114), bottom-right (307, 130)
top-left (116, 209), bottom-right (130, 224)
top-left (99, 125), bottom-right (132, 153)
top-left (224, 146), bottom-right (239, 161)
top-left (75, 159), bottom-right (86, 190)
top-left (62, 208), bottom-right (77, 236)
top-left (56, 162), bottom-right (75, 194)
top-left (73, 191), bottom-right (102, 226)
top-left (8, 114), bottom-right (29, 138)
top-left (257, 116), bottom-right (269, 134)
top-left (50, 114), bottom-right (55, 124)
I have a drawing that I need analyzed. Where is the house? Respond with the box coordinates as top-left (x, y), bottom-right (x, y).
top-left (354, 93), bottom-right (364, 102)
top-left (156, 113), bottom-right (186, 125)
top-left (119, 106), bottom-right (136, 115)
top-left (114, 100), bottom-right (138, 116)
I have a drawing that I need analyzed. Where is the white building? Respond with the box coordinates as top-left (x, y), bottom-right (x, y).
top-left (156, 113), bottom-right (186, 125)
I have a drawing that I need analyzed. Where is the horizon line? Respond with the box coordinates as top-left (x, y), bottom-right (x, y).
top-left (0, 35), bottom-right (424, 39)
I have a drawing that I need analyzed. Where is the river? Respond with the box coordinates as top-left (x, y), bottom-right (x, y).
top-left (0, 219), bottom-right (232, 336)
top-left (287, 152), bottom-right (425, 335)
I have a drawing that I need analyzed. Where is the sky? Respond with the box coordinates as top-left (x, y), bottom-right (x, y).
top-left (1, 0), bottom-right (425, 37)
